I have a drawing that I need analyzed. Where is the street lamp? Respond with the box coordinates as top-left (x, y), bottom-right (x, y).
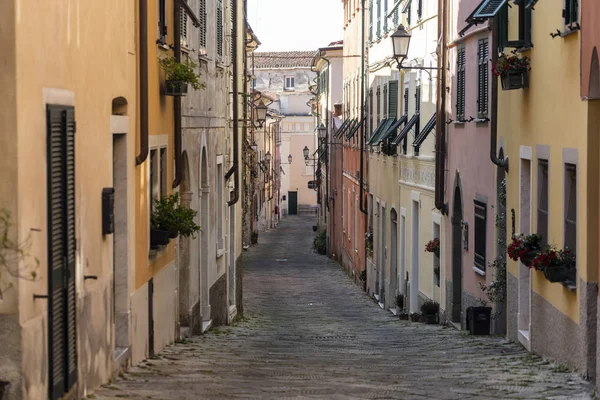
top-left (317, 124), bottom-right (327, 141)
top-left (264, 151), bottom-right (271, 164)
top-left (391, 25), bottom-right (411, 65)
top-left (303, 145), bottom-right (310, 160)
top-left (254, 103), bottom-right (267, 128)
top-left (288, 154), bottom-right (293, 164)
top-left (251, 142), bottom-right (258, 152)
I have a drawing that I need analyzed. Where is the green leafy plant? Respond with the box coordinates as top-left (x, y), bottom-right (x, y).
top-left (0, 209), bottom-right (40, 297)
top-left (480, 257), bottom-right (507, 306)
top-left (159, 56), bottom-right (204, 90)
top-left (313, 228), bottom-right (326, 255)
top-left (151, 193), bottom-right (201, 238)
top-left (420, 300), bottom-right (440, 316)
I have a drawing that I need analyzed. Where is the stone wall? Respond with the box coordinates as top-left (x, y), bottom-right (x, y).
top-left (506, 273), bottom-right (519, 343)
top-left (0, 315), bottom-right (21, 400)
top-left (210, 273), bottom-right (228, 326)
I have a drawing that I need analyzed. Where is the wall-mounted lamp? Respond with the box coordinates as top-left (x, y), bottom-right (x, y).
top-left (254, 103), bottom-right (267, 128)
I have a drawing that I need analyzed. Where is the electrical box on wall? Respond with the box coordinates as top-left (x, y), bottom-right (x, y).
top-left (102, 188), bottom-right (115, 235)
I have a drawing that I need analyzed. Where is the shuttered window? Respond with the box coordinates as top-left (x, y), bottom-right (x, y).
top-left (407, 2), bottom-right (412, 25)
top-left (393, 2), bottom-right (399, 26)
top-left (474, 200), bottom-right (487, 271)
top-left (376, 0), bottom-right (381, 37)
top-left (477, 38), bottom-right (489, 118)
top-left (537, 159), bottom-right (549, 248)
top-left (456, 46), bottom-right (466, 121)
top-left (376, 85), bottom-right (381, 125)
top-left (217, 0), bottom-right (224, 59)
top-left (158, 0), bottom-right (167, 42)
top-left (417, 0), bottom-right (423, 19)
top-left (383, 84), bottom-right (388, 118)
top-left (369, 0), bottom-right (374, 41)
top-left (415, 85), bottom-right (421, 115)
top-left (180, 9), bottom-right (188, 47)
top-left (564, 0), bottom-right (578, 25)
top-left (47, 105), bottom-right (78, 400)
top-left (564, 164), bottom-right (577, 255)
top-left (369, 88), bottom-right (374, 137)
top-left (199, 0), bottom-right (207, 50)
top-left (403, 86), bottom-right (409, 115)
top-left (389, 80), bottom-right (398, 119)
top-left (383, 0), bottom-right (389, 32)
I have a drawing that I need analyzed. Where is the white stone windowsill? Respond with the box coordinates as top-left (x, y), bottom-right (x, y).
top-left (216, 248), bottom-right (225, 259)
top-left (473, 266), bottom-right (486, 276)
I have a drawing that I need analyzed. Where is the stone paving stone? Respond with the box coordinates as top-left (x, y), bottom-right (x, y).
top-left (94, 216), bottom-right (595, 400)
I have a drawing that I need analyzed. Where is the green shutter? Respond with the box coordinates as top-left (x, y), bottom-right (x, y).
top-left (376, 85), bottom-right (381, 125)
top-left (384, 0), bottom-right (388, 32)
top-left (377, 0), bottom-right (381, 37)
top-left (456, 47), bottom-right (466, 121)
top-left (477, 39), bottom-right (489, 117)
top-left (388, 80), bottom-right (398, 119)
top-left (496, 3), bottom-right (508, 51)
top-left (417, 0), bottom-right (422, 19)
top-left (369, 0), bottom-right (374, 41)
top-left (403, 86), bottom-right (409, 116)
top-left (415, 85), bottom-right (421, 115)
top-left (383, 84), bottom-right (388, 118)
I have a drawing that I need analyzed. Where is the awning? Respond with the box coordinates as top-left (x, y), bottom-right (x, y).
top-left (378, 114), bottom-right (408, 144)
top-left (367, 118), bottom-right (394, 145)
top-left (334, 119), bottom-right (351, 138)
top-left (392, 114), bottom-right (419, 145)
top-left (413, 113), bottom-right (436, 152)
top-left (387, 0), bottom-right (403, 18)
top-left (342, 119), bottom-right (357, 140)
top-left (459, 0), bottom-right (507, 37)
top-left (346, 118), bottom-right (365, 140)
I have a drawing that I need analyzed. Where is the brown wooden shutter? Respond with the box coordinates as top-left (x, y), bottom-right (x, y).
top-left (47, 105), bottom-right (77, 400)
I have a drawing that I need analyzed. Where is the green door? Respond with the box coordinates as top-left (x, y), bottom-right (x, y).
top-left (288, 191), bottom-right (298, 215)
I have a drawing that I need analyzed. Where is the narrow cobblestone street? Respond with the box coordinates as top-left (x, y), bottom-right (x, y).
top-left (95, 216), bottom-right (594, 400)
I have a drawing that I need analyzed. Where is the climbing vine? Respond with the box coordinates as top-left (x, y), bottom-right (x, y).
top-left (0, 209), bottom-right (39, 298)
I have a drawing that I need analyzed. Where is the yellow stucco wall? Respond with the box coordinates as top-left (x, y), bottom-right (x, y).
top-left (498, 0), bottom-right (589, 323)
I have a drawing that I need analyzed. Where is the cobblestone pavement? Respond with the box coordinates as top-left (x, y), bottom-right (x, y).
top-left (95, 216), bottom-right (595, 400)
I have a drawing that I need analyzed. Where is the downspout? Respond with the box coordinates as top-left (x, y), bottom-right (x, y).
top-left (319, 50), bottom-right (331, 214)
top-left (136, 0), bottom-right (149, 166)
top-left (434, 0), bottom-right (448, 213)
top-left (359, 0), bottom-right (368, 214)
top-left (172, 2), bottom-right (183, 188)
top-left (227, 0), bottom-right (240, 205)
top-left (490, 17), bottom-right (509, 173)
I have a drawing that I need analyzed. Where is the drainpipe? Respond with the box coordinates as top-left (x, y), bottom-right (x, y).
top-left (490, 18), bottom-right (509, 173)
top-left (319, 50), bottom-right (331, 214)
top-left (227, 0), bottom-right (240, 206)
top-left (136, 0), bottom-right (149, 166)
top-left (172, 1), bottom-right (183, 188)
top-left (434, 0), bottom-right (448, 213)
top-left (359, 0), bottom-right (368, 215)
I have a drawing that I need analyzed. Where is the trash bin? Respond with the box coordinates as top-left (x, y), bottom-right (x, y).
top-left (467, 306), bottom-right (492, 335)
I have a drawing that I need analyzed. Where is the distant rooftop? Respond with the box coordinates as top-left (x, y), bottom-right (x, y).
top-left (252, 51), bottom-right (316, 69)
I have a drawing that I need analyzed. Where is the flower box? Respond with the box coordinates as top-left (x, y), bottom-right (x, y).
top-left (501, 71), bottom-right (529, 91)
top-left (150, 229), bottom-right (171, 249)
top-left (544, 265), bottom-right (575, 284)
top-left (165, 80), bottom-right (189, 96)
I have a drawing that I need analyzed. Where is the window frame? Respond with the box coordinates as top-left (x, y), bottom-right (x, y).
top-left (285, 76), bottom-right (295, 91)
top-left (158, 0), bottom-right (167, 43)
top-left (537, 159), bottom-right (549, 248)
top-left (474, 199), bottom-right (487, 272)
top-left (563, 0), bottom-right (579, 27)
top-left (564, 163), bottom-right (577, 255)
top-left (456, 46), bottom-right (466, 122)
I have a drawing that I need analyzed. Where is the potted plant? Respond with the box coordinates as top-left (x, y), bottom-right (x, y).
top-left (365, 231), bottom-right (374, 259)
top-left (409, 312), bottom-right (422, 322)
top-left (151, 193), bottom-right (201, 245)
top-left (313, 228), bottom-right (327, 255)
top-left (396, 294), bottom-right (409, 320)
top-left (531, 246), bottom-right (576, 284)
top-left (251, 231), bottom-right (259, 244)
top-left (420, 300), bottom-right (440, 324)
top-left (425, 238), bottom-right (440, 258)
top-left (159, 56), bottom-right (204, 96)
top-left (492, 53), bottom-right (530, 90)
top-left (507, 233), bottom-right (542, 266)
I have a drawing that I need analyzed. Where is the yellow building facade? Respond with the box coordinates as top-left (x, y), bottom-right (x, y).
top-left (498, 0), bottom-right (597, 376)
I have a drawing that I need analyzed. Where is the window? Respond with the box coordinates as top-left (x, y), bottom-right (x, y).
top-left (456, 46), bottom-right (466, 121)
top-left (393, 1), bottom-right (399, 25)
top-left (158, 0), bottom-right (167, 42)
top-left (564, 164), bottom-right (576, 254)
top-left (415, 84), bottom-right (421, 115)
top-left (497, 1), bottom-right (531, 49)
top-left (376, 85), bottom-right (381, 125)
top-left (417, 0), bottom-right (423, 19)
top-left (407, 1), bottom-right (412, 25)
top-left (343, 184), bottom-right (346, 233)
top-left (383, 84), bottom-right (388, 118)
top-left (180, 9), bottom-right (188, 47)
top-left (377, 0), bottom-right (382, 37)
top-left (285, 76), bottom-right (295, 90)
top-left (477, 38), bottom-right (489, 118)
top-left (354, 196), bottom-right (359, 251)
top-left (564, 0), bottom-right (578, 25)
top-left (369, 0), bottom-right (374, 41)
top-left (403, 86), bottom-right (409, 115)
top-left (217, 160), bottom-right (224, 251)
top-left (474, 200), bottom-right (487, 271)
top-left (389, 80), bottom-right (398, 119)
top-left (217, 0), bottom-right (224, 60)
top-left (537, 159), bottom-right (549, 247)
top-left (199, 0), bottom-right (207, 51)
top-left (150, 149), bottom-right (159, 207)
top-left (160, 148), bottom-right (168, 197)
top-left (369, 88), bottom-right (374, 137)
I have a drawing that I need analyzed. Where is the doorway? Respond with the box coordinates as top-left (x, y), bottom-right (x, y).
top-left (410, 199), bottom-right (420, 313)
top-left (381, 205), bottom-right (387, 307)
top-left (288, 191), bottom-right (298, 215)
top-left (400, 211), bottom-right (406, 297)
top-left (390, 209), bottom-right (398, 308)
top-left (451, 181), bottom-right (463, 323)
top-left (200, 148), bottom-right (211, 324)
top-left (518, 157), bottom-right (532, 350)
top-left (112, 132), bottom-right (129, 361)
top-left (179, 152), bottom-right (192, 336)
top-left (229, 192), bottom-right (236, 309)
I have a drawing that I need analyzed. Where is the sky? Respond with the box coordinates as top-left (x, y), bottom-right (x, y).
top-left (247, 0), bottom-right (344, 52)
